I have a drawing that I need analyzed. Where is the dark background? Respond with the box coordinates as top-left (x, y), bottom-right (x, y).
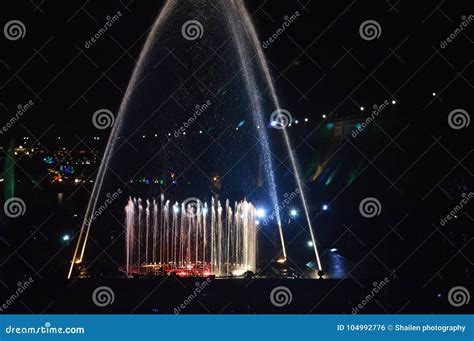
top-left (0, 0), bottom-right (472, 314)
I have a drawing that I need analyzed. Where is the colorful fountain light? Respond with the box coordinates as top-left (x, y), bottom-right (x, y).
top-left (125, 197), bottom-right (257, 277)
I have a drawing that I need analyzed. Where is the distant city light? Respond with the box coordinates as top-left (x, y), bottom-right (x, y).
top-left (290, 209), bottom-right (298, 217)
top-left (322, 204), bottom-right (328, 211)
top-left (322, 114), bottom-right (327, 119)
top-left (391, 100), bottom-right (396, 105)
top-left (295, 120), bottom-right (299, 124)
top-left (360, 106), bottom-right (365, 111)
top-left (304, 118), bottom-right (309, 122)
top-left (307, 241), bottom-right (314, 247)
top-left (62, 234), bottom-right (70, 241)
top-left (432, 92), bottom-right (436, 96)
top-left (256, 208), bottom-right (266, 218)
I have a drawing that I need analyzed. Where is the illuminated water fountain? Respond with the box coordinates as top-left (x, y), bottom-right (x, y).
top-left (125, 197), bottom-right (257, 277)
top-left (68, 0), bottom-right (323, 279)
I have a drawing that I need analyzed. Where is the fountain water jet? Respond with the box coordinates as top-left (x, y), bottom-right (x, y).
top-left (68, 0), bottom-right (322, 278)
top-left (67, 1), bottom-right (177, 279)
top-left (228, 0), bottom-right (323, 270)
top-left (125, 197), bottom-right (257, 277)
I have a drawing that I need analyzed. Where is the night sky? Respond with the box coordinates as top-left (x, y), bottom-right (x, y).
top-left (0, 0), bottom-right (472, 314)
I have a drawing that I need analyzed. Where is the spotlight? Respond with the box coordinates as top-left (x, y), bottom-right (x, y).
top-left (173, 206), bottom-right (179, 213)
top-left (322, 114), bottom-right (327, 119)
top-left (62, 234), bottom-right (70, 242)
top-left (322, 204), bottom-right (328, 211)
top-left (391, 100), bottom-right (396, 105)
top-left (329, 248), bottom-right (338, 252)
top-left (360, 106), bottom-right (365, 111)
top-left (295, 120), bottom-right (299, 124)
top-left (255, 220), bottom-right (260, 225)
top-left (290, 209), bottom-right (297, 217)
top-left (202, 208), bottom-right (208, 214)
top-left (256, 208), bottom-right (266, 218)
top-left (304, 118), bottom-right (309, 122)
top-left (432, 92), bottom-right (436, 96)
top-left (271, 121), bottom-right (278, 127)
top-left (307, 241), bottom-right (314, 247)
